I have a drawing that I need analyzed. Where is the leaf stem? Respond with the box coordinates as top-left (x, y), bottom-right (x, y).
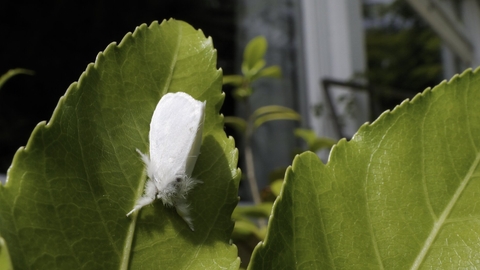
top-left (244, 99), bottom-right (261, 205)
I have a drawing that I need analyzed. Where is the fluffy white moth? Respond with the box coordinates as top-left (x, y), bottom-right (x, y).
top-left (127, 92), bottom-right (205, 231)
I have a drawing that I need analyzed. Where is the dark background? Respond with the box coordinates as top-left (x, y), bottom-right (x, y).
top-left (0, 0), bottom-right (236, 172)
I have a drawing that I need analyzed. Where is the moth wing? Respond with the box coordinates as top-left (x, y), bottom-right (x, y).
top-left (149, 92), bottom-right (206, 178)
top-left (184, 100), bottom-right (206, 176)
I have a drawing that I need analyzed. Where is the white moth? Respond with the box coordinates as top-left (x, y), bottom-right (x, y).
top-left (127, 92), bottom-right (205, 231)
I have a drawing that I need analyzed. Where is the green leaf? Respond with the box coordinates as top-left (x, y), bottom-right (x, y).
top-left (249, 67), bottom-right (480, 269)
top-left (232, 203), bottom-right (272, 241)
top-left (251, 105), bottom-right (301, 129)
top-left (253, 65), bottom-right (282, 80)
top-left (0, 237), bottom-right (13, 270)
top-left (233, 203), bottom-right (273, 219)
top-left (243, 60), bottom-right (266, 80)
top-left (253, 112), bottom-right (300, 129)
top-left (242, 36), bottom-right (267, 72)
top-left (223, 75), bottom-right (244, 87)
top-left (232, 220), bottom-right (263, 240)
top-left (294, 128), bottom-right (336, 152)
top-left (233, 86), bottom-right (253, 100)
top-left (0, 20), bottom-right (240, 270)
top-left (269, 180), bottom-right (283, 197)
top-left (0, 68), bottom-right (34, 90)
top-left (224, 116), bottom-right (247, 135)
top-left (251, 105), bottom-right (297, 120)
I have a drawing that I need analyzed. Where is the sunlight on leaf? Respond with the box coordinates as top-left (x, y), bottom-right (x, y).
top-left (249, 67), bottom-right (480, 269)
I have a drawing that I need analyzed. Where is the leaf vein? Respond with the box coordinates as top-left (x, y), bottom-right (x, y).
top-left (410, 152), bottom-right (480, 269)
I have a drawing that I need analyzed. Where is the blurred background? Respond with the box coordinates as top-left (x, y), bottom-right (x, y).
top-left (1, 0), bottom-right (480, 200)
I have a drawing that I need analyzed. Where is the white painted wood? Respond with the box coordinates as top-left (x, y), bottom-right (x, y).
top-left (298, 0), bottom-right (368, 139)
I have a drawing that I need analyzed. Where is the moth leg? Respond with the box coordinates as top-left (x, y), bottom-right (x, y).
top-left (136, 148), bottom-right (150, 165)
top-left (136, 148), bottom-right (156, 180)
top-left (126, 179), bottom-right (157, 217)
top-left (174, 199), bottom-right (195, 231)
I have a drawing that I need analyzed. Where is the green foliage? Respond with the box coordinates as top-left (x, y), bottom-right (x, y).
top-left (0, 68), bottom-right (34, 90)
top-left (251, 106), bottom-right (300, 130)
top-left (225, 106), bottom-right (301, 134)
top-left (365, 0), bottom-right (442, 97)
top-left (0, 20), bottom-right (240, 270)
top-left (223, 36), bottom-right (282, 100)
top-left (2, 15), bottom-right (477, 270)
top-left (294, 128), bottom-right (336, 152)
top-left (242, 36), bottom-right (267, 75)
top-left (224, 36), bottom-right (333, 269)
top-left (232, 203), bottom-right (273, 241)
top-left (249, 68), bottom-right (480, 269)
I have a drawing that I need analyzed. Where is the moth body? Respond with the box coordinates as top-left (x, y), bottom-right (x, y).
top-left (127, 92), bottom-right (205, 231)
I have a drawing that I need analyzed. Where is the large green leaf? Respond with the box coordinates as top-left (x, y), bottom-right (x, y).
top-left (0, 20), bottom-right (240, 270)
top-left (249, 67), bottom-right (480, 269)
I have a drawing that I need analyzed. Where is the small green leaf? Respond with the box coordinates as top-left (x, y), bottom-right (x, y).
top-left (232, 220), bottom-right (263, 240)
top-left (293, 128), bottom-right (318, 145)
top-left (253, 112), bottom-right (301, 129)
top-left (251, 105), bottom-right (301, 129)
top-left (294, 128), bottom-right (336, 152)
top-left (249, 68), bottom-right (480, 269)
top-left (242, 36), bottom-right (267, 72)
top-left (0, 20), bottom-right (240, 270)
top-left (224, 116), bottom-right (247, 135)
top-left (233, 203), bottom-right (273, 219)
top-left (254, 65), bottom-right (282, 80)
top-left (270, 180), bottom-right (283, 197)
top-left (309, 138), bottom-right (336, 152)
top-left (0, 237), bottom-right (13, 270)
top-left (251, 105), bottom-right (298, 120)
top-left (243, 59), bottom-right (266, 80)
top-left (0, 68), bottom-right (34, 90)
top-left (233, 86), bottom-right (253, 100)
top-left (223, 75), bottom-right (244, 87)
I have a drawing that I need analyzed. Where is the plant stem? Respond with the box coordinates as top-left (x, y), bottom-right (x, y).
top-left (244, 99), bottom-right (261, 205)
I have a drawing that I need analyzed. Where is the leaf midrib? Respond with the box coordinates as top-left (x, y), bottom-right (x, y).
top-left (410, 152), bottom-right (480, 269)
top-left (120, 24), bottom-right (183, 270)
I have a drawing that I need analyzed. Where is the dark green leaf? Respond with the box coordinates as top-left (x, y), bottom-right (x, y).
top-left (0, 20), bottom-right (240, 270)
